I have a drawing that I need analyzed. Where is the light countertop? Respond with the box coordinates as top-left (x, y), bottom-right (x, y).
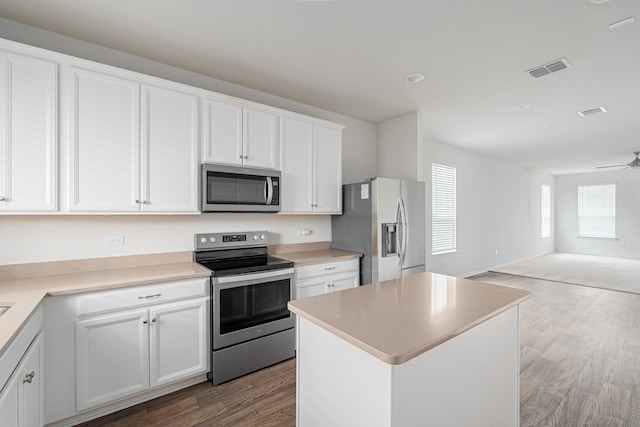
top-left (0, 252), bottom-right (211, 355)
top-left (268, 241), bottom-right (361, 266)
top-left (288, 272), bottom-right (531, 365)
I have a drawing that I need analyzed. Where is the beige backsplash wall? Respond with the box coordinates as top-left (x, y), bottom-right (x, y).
top-left (0, 214), bottom-right (331, 265)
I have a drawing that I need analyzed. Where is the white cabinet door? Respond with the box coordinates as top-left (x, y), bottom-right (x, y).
top-left (280, 116), bottom-right (343, 214)
top-left (69, 68), bottom-right (140, 211)
top-left (141, 85), bottom-right (199, 212)
top-left (295, 276), bottom-right (329, 300)
top-left (0, 373), bottom-right (19, 426)
top-left (149, 298), bottom-right (207, 387)
top-left (203, 100), bottom-right (279, 169)
top-left (330, 271), bottom-right (359, 292)
top-left (19, 333), bottom-right (43, 427)
top-left (280, 117), bottom-right (313, 213)
top-left (243, 107), bottom-right (279, 169)
top-left (0, 52), bottom-right (57, 212)
top-left (76, 308), bottom-right (149, 411)
top-left (314, 125), bottom-right (342, 214)
top-left (0, 333), bottom-right (44, 427)
top-left (202, 98), bottom-right (243, 166)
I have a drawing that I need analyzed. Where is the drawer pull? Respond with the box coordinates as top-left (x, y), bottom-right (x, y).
top-left (324, 267), bottom-right (336, 271)
top-left (138, 293), bottom-right (162, 299)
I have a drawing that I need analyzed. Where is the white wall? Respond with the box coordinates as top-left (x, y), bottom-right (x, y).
top-left (378, 112), bottom-right (423, 181)
top-left (425, 139), bottom-right (555, 277)
top-left (0, 18), bottom-right (378, 265)
top-left (0, 214), bottom-right (331, 265)
top-left (555, 170), bottom-right (640, 259)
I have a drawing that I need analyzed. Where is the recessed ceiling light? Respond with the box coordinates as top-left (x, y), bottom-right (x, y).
top-left (590, 0), bottom-right (611, 4)
top-left (513, 103), bottom-right (531, 111)
top-left (404, 73), bottom-right (425, 84)
top-left (609, 16), bottom-right (635, 31)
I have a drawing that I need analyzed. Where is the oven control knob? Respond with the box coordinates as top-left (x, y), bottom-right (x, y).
top-left (209, 237), bottom-right (217, 243)
top-left (260, 234), bottom-right (266, 240)
top-left (200, 237), bottom-right (207, 244)
top-left (253, 234), bottom-right (259, 240)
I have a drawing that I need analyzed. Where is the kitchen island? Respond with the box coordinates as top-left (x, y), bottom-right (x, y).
top-left (288, 272), bottom-right (531, 427)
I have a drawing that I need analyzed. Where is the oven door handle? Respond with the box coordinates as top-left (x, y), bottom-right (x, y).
top-left (214, 268), bottom-right (294, 285)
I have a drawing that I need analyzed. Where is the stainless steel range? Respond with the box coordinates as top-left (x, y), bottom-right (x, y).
top-left (194, 231), bottom-right (295, 385)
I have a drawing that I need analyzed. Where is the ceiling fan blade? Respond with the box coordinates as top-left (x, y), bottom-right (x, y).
top-left (596, 164), bottom-right (628, 169)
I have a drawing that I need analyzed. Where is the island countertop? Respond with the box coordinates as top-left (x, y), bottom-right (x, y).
top-left (288, 272), bottom-right (531, 365)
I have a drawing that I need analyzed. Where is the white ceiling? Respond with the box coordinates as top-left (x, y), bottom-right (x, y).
top-left (1, 0), bottom-right (640, 175)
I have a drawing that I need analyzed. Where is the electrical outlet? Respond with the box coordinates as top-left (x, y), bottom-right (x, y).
top-left (298, 228), bottom-right (313, 236)
top-left (105, 236), bottom-right (124, 246)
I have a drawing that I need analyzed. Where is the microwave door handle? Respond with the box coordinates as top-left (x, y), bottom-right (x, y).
top-left (266, 177), bottom-right (273, 205)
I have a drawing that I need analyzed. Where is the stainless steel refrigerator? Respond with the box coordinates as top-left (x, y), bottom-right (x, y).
top-left (331, 177), bottom-right (426, 285)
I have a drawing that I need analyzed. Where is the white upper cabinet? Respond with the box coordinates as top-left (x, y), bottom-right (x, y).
top-left (0, 50), bottom-right (57, 212)
top-left (141, 85), bottom-right (199, 212)
top-left (68, 66), bottom-right (199, 213)
top-left (313, 125), bottom-right (342, 214)
top-left (280, 116), bottom-right (343, 214)
top-left (203, 98), bottom-right (279, 170)
top-left (69, 68), bottom-right (140, 212)
top-left (242, 107), bottom-right (279, 169)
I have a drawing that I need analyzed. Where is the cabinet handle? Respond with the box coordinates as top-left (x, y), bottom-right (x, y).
top-left (138, 293), bottom-right (162, 299)
top-left (0, 196), bottom-right (5, 201)
top-left (140, 200), bottom-right (149, 205)
top-left (151, 317), bottom-right (157, 323)
top-left (143, 319), bottom-right (149, 324)
top-left (239, 155), bottom-right (244, 159)
top-left (324, 267), bottom-right (336, 271)
top-left (244, 155), bottom-right (248, 159)
top-left (23, 371), bottom-right (35, 384)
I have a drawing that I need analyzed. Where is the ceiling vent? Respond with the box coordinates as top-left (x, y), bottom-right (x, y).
top-left (526, 58), bottom-right (571, 79)
top-left (578, 106), bottom-right (607, 117)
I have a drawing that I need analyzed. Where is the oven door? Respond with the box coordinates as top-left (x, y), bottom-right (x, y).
top-left (212, 268), bottom-right (295, 350)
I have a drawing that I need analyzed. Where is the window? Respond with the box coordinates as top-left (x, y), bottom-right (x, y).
top-left (432, 163), bottom-right (456, 254)
top-left (577, 184), bottom-right (616, 238)
top-left (541, 184), bottom-right (551, 238)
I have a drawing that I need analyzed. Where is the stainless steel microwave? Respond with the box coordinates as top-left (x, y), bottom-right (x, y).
top-left (201, 164), bottom-right (280, 212)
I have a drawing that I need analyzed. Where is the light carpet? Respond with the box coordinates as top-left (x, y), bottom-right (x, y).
top-left (489, 252), bottom-right (640, 295)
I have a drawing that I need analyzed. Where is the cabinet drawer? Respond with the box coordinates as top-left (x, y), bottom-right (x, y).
top-left (295, 259), bottom-right (359, 280)
top-left (76, 278), bottom-right (208, 316)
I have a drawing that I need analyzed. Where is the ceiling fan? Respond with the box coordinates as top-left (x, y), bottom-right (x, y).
top-left (596, 151), bottom-right (640, 170)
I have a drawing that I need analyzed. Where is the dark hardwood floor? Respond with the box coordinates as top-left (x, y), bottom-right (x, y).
top-left (80, 272), bottom-right (640, 426)
top-left (78, 359), bottom-right (296, 427)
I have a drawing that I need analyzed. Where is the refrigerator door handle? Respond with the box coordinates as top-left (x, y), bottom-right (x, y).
top-left (399, 196), bottom-right (408, 266)
top-left (396, 198), bottom-right (403, 265)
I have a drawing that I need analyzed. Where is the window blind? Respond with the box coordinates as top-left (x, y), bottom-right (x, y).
top-left (577, 184), bottom-right (616, 238)
top-left (541, 184), bottom-right (551, 238)
top-left (432, 163), bottom-right (456, 254)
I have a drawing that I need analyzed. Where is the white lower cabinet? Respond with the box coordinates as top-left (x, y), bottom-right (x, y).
top-left (0, 335), bottom-right (43, 427)
top-left (43, 278), bottom-right (209, 425)
top-left (295, 259), bottom-right (359, 299)
top-left (0, 308), bottom-right (44, 427)
top-left (76, 308), bottom-right (149, 411)
top-left (76, 297), bottom-right (207, 411)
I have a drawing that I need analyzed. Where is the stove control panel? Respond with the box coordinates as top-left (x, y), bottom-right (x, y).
top-left (195, 231), bottom-right (268, 251)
